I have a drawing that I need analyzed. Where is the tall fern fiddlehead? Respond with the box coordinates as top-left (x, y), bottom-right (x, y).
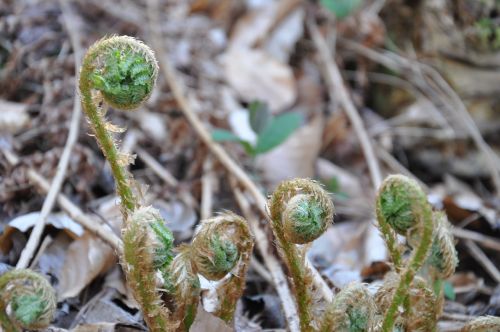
top-left (0, 269), bottom-right (56, 332)
top-left (376, 175), bottom-right (434, 332)
top-left (79, 36), bottom-right (254, 330)
top-left (79, 36), bottom-right (177, 331)
top-left (79, 35), bottom-right (158, 215)
top-left (268, 178), bottom-right (334, 330)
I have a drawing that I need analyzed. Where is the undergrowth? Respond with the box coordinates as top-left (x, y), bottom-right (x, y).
top-left (2, 35), bottom-right (497, 332)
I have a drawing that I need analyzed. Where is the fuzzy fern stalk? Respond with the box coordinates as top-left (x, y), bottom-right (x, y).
top-left (376, 175), bottom-right (434, 332)
top-left (79, 35), bottom-right (158, 215)
top-left (461, 316), bottom-right (500, 332)
top-left (168, 245), bottom-right (200, 331)
top-left (0, 269), bottom-right (56, 332)
top-left (191, 212), bottom-right (254, 323)
top-left (427, 211), bottom-right (458, 281)
top-left (268, 178), bottom-right (334, 331)
top-left (123, 207), bottom-right (176, 331)
top-left (320, 283), bottom-right (377, 332)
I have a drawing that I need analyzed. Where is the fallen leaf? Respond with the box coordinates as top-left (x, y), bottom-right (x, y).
top-left (58, 232), bottom-right (116, 300)
top-left (71, 289), bottom-right (142, 327)
top-left (223, 48), bottom-right (296, 113)
top-left (37, 232), bottom-right (72, 278)
top-left (155, 200), bottom-right (197, 241)
top-left (431, 175), bottom-right (499, 228)
top-left (189, 305), bottom-right (233, 332)
top-left (8, 212), bottom-right (84, 237)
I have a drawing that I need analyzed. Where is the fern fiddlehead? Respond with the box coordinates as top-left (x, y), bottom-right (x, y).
top-left (268, 178), bottom-right (334, 330)
top-left (79, 35), bottom-right (158, 214)
top-left (79, 36), bottom-right (177, 331)
top-left (0, 269), bottom-right (56, 332)
top-left (376, 175), bottom-right (434, 332)
top-left (320, 283), bottom-right (377, 332)
top-left (191, 212), bottom-right (254, 322)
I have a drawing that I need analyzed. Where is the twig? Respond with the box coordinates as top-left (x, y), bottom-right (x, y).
top-left (308, 19), bottom-right (382, 189)
top-left (308, 18), bottom-right (387, 266)
top-left (135, 147), bottom-right (178, 187)
top-left (464, 240), bottom-right (500, 283)
top-left (135, 146), bottom-right (198, 209)
top-left (339, 39), bottom-right (500, 195)
top-left (3, 149), bottom-right (122, 252)
top-left (452, 228), bottom-right (500, 252)
top-left (253, 0), bottom-right (302, 48)
top-left (201, 156), bottom-right (215, 220)
top-left (16, 0), bottom-right (83, 269)
top-left (230, 179), bottom-right (300, 332)
top-left (146, 0), bottom-right (333, 312)
top-left (375, 144), bottom-right (428, 190)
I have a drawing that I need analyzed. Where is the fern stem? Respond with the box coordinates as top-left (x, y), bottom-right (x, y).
top-left (79, 47), bottom-right (136, 214)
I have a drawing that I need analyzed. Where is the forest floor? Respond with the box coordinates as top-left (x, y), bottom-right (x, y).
top-left (1, 0), bottom-right (500, 331)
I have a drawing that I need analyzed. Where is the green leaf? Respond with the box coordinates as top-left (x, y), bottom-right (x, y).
top-left (212, 129), bottom-right (256, 155)
top-left (212, 129), bottom-right (242, 142)
top-left (249, 101), bottom-right (271, 134)
top-left (240, 140), bottom-right (256, 156)
top-left (320, 0), bottom-right (363, 19)
top-left (443, 280), bottom-right (456, 301)
top-left (254, 112), bottom-right (302, 154)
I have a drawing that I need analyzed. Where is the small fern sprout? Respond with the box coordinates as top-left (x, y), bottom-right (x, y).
top-left (376, 175), bottom-right (434, 332)
top-left (376, 175), bottom-right (430, 269)
top-left (190, 212), bottom-right (254, 322)
top-left (375, 272), bottom-right (438, 332)
top-left (427, 211), bottom-right (458, 280)
top-left (461, 316), bottom-right (500, 332)
top-left (320, 283), bottom-right (377, 332)
top-left (268, 178), bottom-right (334, 331)
top-left (168, 245), bottom-right (201, 331)
top-left (79, 35), bottom-right (158, 213)
top-left (0, 269), bottom-right (56, 331)
top-left (122, 207), bottom-right (176, 331)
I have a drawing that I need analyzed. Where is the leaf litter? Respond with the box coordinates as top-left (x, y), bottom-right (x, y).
top-left (0, 0), bottom-right (499, 330)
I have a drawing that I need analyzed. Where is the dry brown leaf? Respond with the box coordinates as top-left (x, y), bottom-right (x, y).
top-left (223, 48), bottom-right (296, 113)
top-left (309, 222), bottom-right (365, 288)
top-left (58, 232), bottom-right (116, 300)
top-left (229, 1), bottom-right (303, 62)
top-left (189, 306), bottom-right (234, 332)
top-left (228, 2), bottom-right (276, 50)
top-left (430, 175), bottom-right (499, 228)
top-left (256, 115), bottom-right (322, 189)
top-left (103, 267), bottom-right (139, 310)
